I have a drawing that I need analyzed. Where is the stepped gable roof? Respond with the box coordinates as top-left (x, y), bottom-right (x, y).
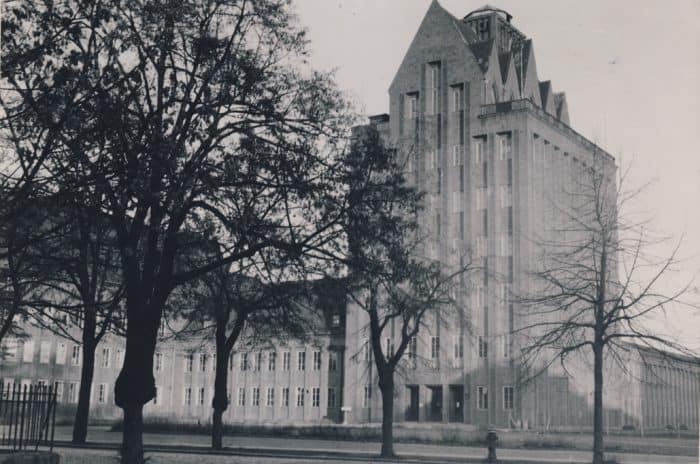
top-left (499, 52), bottom-right (512, 84)
top-left (469, 39), bottom-right (495, 73)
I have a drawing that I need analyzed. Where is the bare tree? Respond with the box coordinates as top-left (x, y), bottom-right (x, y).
top-left (516, 151), bottom-right (697, 464)
top-left (338, 127), bottom-right (473, 457)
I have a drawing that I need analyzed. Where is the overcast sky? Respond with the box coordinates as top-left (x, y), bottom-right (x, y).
top-left (294, 0), bottom-right (700, 349)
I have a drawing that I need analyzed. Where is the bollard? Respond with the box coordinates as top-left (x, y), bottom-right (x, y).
top-left (485, 429), bottom-right (498, 463)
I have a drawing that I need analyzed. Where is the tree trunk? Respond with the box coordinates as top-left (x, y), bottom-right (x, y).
top-left (121, 402), bottom-right (145, 464)
top-left (379, 372), bottom-right (395, 458)
top-left (72, 339), bottom-right (96, 444)
top-left (592, 341), bottom-right (605, 464)
top-left (211, 351), bottom-right (230, 449)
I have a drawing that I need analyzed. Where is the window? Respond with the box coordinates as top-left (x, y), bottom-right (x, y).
top-left (240, 352), bottom-right (248, 371)
top-left (426, 62), bottom-right (440, 115)
top-left (482, 209), bottom-right (488, 236)
top-left (199, 353), bottom-right (207, 372)
top-left (507, 158), bottom-right (513, 186)
top-left (71, 345), bottom-right (81, 366)
top-left (503, 386), bottom-right (514, 410)
top-left (266, 387), bottom-right (274, 406)
top-left (116, 349), bottom-right (124, 366)
top-left (185, 354), bottom-right (193, 372)
top-left (450, 84), bottom-right (463, 112)
top-left (430, 336), bottom-right (440, 360)
top-left (153, 385), bottom-right (159, 405)
top-left (451, 145), bottom-right (461, 167)
top-left (155, 352), bottom-right (163, 371)
top-left (503, 334), bottom-right (511, 358)
top-left (435, 211), bottom-right (441, 238)
top-left (198, 387), bottom-right (205, 406)
top-left (296, 387), bottom-right (305, 407)
top-left (459, 211), bottom-right (465, 240)
top-left (252, 387), bottom-right (260, 406)
top-left (55, 382), bottom-right (64, 403)
top-left (498, 133), bottom-right (512, 160)
top-left (453, 336), bottom-right (463, 359)
top-left (508, 256), bottom-right (514, 283)
top-left (237, 387), bottom-right (245, 406)
top-left (68, 382), bottom-right (78, 403)
top-left (297, 351), bottom-right (306, 371)
top-left (22, 341), bottom-right (34, 363)
top-left (363, 385), bottom-right (372, 407)
top-left (282, 387), bottom-right (289, 407)
top-left (436, 168), bottom-right (442, 194)
top-left (268, 351), bottom-right (276, 371)
top-left (408, 337), bottom-right (417, 368)
top-left (56, 343), bottom-right (66, 365)
top-left (312, 351), bottom-right (321, 370)
top-left (507, 206), bottom-right (513, 235)
top-left (328, 388), bottom-right (336, 408)
top-left (229, 354), bottom-right (235, 371)
top-left (312, 387), bottom-right (320, 407)
top-left (184, 387), bottom-right (192, 406)
top-left (473, 137), bottom-right (486, 164)
top-left (254, 352), bottom-right (262, 371)
top-left (98, 383), bottom-right (108, 403)
top-left (328, 352), bottom-right (337, 371)
top-left (282, 351), bottom-right (290, 370)
top-left (405, 93), bottom-right (418, 120)
top-left (40, 342), bottom-right (50, 364)
top-left (331, 314), bottom-right (341, 327)
top-left (102, 347), bottom-right (110, 368)
top-left (482, 160), bottom-right (488, 187)
top-left (158, 320), bottom-right (166, 338)
top-left (362, 338), bottom-right (371, 362)
top-left (477, 386), bottom-right (489, 410)
top-left (426, 149), bottom-right (437, 170)
top-left (478, 336), bottom-right (488, 358)
top-left (385, 338), bottom-right (394, 358)
top-left (459, 165), bottom-right (465, 193)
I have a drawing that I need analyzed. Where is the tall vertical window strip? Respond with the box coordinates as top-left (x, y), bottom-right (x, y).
top-left (477, 386), bottom-right (489, 409)
top-left (405, 93), bottom-right (418, 120)
top-left (312, 387), bottom-right (320, 407)
top-left (498, 133), bottom-right (512, 160)
top-left (478, 336), bottom-right (488, 358)
top-left (268, 351), bottom-right (276, 371)
top-left (450, 84), bottom-right (463, 112)
top-left (430, 336), bottom-right (440, 359)
top-left (363, 385), bottom-right (372, 407)
top-left (503, 386), bottom-right (514, 410)
top-left (283, 351), bottom-right (290, 370)
top-left (297, 351), bottom-right (306, 371)
top-left (427, 62), bottom-right (440, 115)
top-left (282, 387), bottom-right (289, 407)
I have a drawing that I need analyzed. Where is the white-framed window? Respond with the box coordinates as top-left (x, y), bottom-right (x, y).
top-left (473, 137), bottom-right (486, 164)
top-left (478, 336), bottom-right (488, 358)
top-left (240, 352), bottom-right (248, 371)
top-left (155, 352), bottom-right (163, 371)
top-left (426, 149), bottom-right (437, 170)
top-left (254, 352), bottom-right (262, 371)
top-left (39, 341), bottom-right (51, 364)
top-left (56, 343), bottom-right (66, 365)
top-left (185, 354), bottom-right (194, 372)
top-left (266, 387), bottom-right (274, 406)
top-left (268, 351), bottom-right (276, 371)
top-left (499, 185), bottom-right (512, 208)
top-left (229, 354), bottom-right (235, 371)
top-left (153, 385), bottom-right (159, 405)
top-left (101, 347), bottom-right (110, 368)
top-left (23, 341), bottom-right (34, 363)
top-left (116, 349), bottom-right (124, 367)
top-left (312, 387), bottom-right (320, 407)
top-left (405, 153), bottom-right (414, 173)
top-left (198, 387), bottom-right (205, 406)
top-left (252, 387), bottom-right (260, 406)
top-left (297, 351), bottom-right (306, 371)
top-left (503, 386), bottom-right (514, 410)
top-left (363, 385), bottom-right (371, 407)
top-left (282, 387), bottom-right (289, 407)
top-left (503, 334), bottom-right (511, 358)
top-left (453, 336), bottom-right (463, 360)
top-left (71, 345), bottom-right (81, 366)
top-left (282, 351), bottom-right (291, 370)
top-left (184, 387), bottom-right (192, 406)
top-left (68, 382), bottom-right (78, 403)
top-left (328, 388), bottom-right (336, 408)
top-left (200, 353), bottom-right (208, 372)
top-left (430, 336), bottom-right (440, 360)
top-left (312, 351), bottom-right (321, 370)
top-left (98, 383), bottom-right (108, 404)
top-left (498, 133), bottom-right (512, 160)
top-left (296, 387), bottom-right (305, 407)
top-left (405, 93), bottom-right (418, 120)
top-left (450, 84), bottom-right (463, 112)
top-left (477, 386), bottom-right (488, 410)
top-left (328, 352), bottom-right (338, 371)
top-left (452, 145), bottom-right (462, 167)
top-left (55, 382), bottom-right (64, 403)
top-left (475, 187), bottom-right (487, 211)
top-left (407, 337), bottom-right (417, 368)
top-left (237, 387), bottom-right (245, 406)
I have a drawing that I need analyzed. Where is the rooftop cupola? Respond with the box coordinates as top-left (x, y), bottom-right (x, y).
top-left (463, 5), bottom-right (525, 52)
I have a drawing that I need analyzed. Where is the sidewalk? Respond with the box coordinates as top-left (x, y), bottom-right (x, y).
top-left (52, 427), bottom-right (698, 464)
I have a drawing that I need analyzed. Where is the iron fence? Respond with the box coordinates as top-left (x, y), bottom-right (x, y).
top-left (0, 383), bottom-right (57, 452)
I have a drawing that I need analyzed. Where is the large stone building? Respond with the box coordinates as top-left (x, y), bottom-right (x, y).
top-left (1, 2), bottom-right (698, 433)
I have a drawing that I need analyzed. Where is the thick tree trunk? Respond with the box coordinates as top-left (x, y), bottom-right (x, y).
top-left (592, 342), bottom-right (605, 464)
top-left (72, 339), bottom-right (96, 444)
top-left (211, 351), bottom-right (230, 449)
top-left (379, 372), bottom-right (395, 458)
top-left (121, 402), bottom-right (145, 464)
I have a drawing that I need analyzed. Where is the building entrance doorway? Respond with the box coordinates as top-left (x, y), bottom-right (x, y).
top-left (405, 385), bottom-right (419, 421)
top-left (448, 385), bottom-right (464, 422)
top-left (427, 385), bottom-right (443, 422)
